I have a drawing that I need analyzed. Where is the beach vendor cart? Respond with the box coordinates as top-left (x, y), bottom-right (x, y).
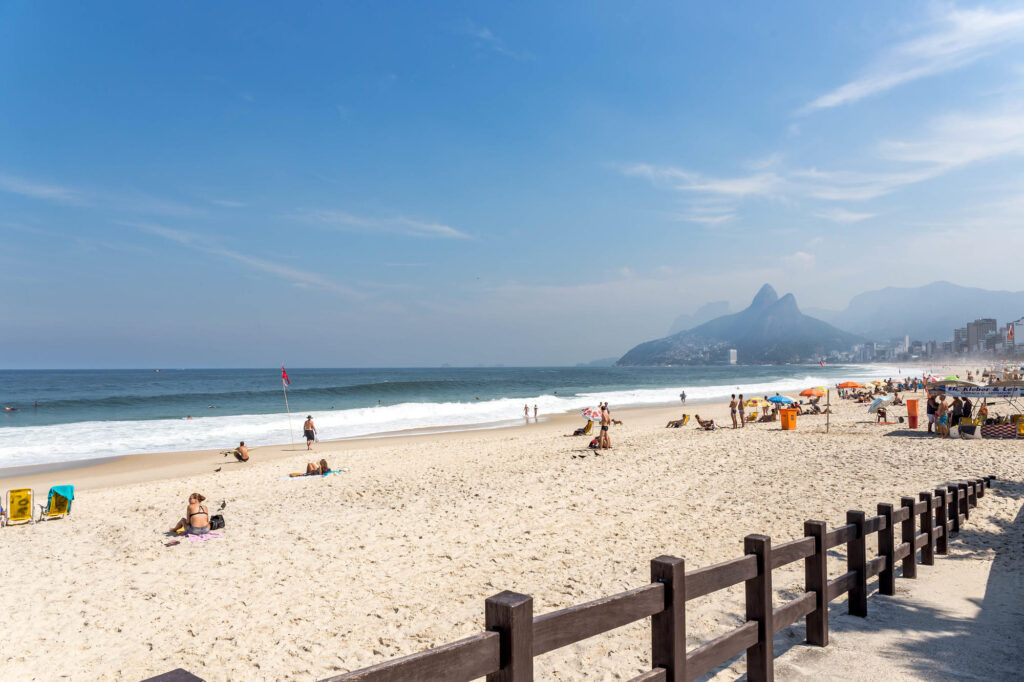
top-left (929, 381), bottom-right (1024, 439)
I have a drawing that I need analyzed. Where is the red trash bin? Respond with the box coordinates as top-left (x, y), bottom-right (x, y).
top-left (906, 399), bottom-right (919, 429)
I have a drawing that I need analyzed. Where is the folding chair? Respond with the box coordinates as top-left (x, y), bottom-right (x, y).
top-left (38, 485), bottom-right (74, 522)
top-left (5, 489), bottom-right (34, 526)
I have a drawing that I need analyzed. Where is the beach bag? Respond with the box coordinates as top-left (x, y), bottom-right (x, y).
top-left (588, 438), bottom-right (599, 449)
top-left (210, 514), bottom-right (225, 530)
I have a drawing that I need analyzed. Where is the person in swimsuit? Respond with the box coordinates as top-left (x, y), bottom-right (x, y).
top-left (303, 415), bottom-right (317, 450)
top-left (738, 394), bottom-right (745, 428)
top-left (936, 396), bottom-right (949, 439)
top-left (599, 403), bottom-right (611, 449)
top-left (305, 458), bottom-right (331, 476)
top-left (729, 394), bottom-right (738, 428)
top-left (170, 493), bottom-right (210, 535)
top-left (233, 441), bottom-right (249, 462)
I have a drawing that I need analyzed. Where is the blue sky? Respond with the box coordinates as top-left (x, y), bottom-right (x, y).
top-left (4, 1), bottom-right (1024, 367)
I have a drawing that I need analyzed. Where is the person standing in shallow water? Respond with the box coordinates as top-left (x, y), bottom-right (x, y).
top-left (524, 404), bottom-right (530, 420)
top-left (303, 415), bottom-right (317, 450)
top-left (729, 394), bottom-right (738, 428)
top-left (533, 404), bottom-right (538, 420)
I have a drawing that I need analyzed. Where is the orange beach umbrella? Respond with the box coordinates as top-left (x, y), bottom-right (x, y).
top-left (837, 381), bottom-right (863, 389)
top-left (800, 387), bottom-right (826, 397)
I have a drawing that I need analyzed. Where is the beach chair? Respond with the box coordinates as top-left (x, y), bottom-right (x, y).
top-left (5, 489), bottom-right (34, 526)
top-left (37, 485), bottom-right (74, 522)
top-left (746, 412), bottom-right (758, 423)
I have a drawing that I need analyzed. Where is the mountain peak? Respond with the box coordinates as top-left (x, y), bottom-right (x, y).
top-left (750, 284), bottom-right (778, 309)
top-left (773, 292), bottom-right (800, 313)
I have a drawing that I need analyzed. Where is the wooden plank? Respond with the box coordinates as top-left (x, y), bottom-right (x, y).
top-left (826, 571), bottom-right (857, 602)
top-left (142, 671), bottom-right (205, 682)
top-left (863, 515), bottom-right (886, 535)
top-left (685, 621), bottom-right (759, 681)
top-left (892, 506), bottom-right (911, 523)
top-left (533, 583), bottom-right (663, 656)
top-left (326, 632), bottom-right (500, 682)
top-left (947, 485), bottom-right (961, 534)
top-left (914, 532), bottom-right (929, 550)
top-left (485, 591), bottom-right (533, 682)
top-left (825, 524), bottom-right (855, 549)
top-left (772, 592), bottom-right (816, 633)
top-left (803, 520), bottom-right (828, 647)
top-left (876, 503), bottom-right (895, 596)
top-left (770, 537), bottom-right (815, 569)
top-left (627, 669), bottom-right (667, 682)
top-left (685, 555), bottom-right (757, 601)
top-left (912, 500), bottom-right (927, 515)
top-left (846, 511), bottom-right (867, 617)
top-left (901, 497), bottom-right (918, 579)
top-left (865, 555), bottom-right (886, 579)
top-left (934, 487), bottom-right (948, 555)
top-left (893, 542), bottom-right (910, 562)
top-left (651, 556), bottom-right (686, 682)
top-left (919, 492), bottom-right (935, 566)
top-left (744, 535), bottom-right (773, 682)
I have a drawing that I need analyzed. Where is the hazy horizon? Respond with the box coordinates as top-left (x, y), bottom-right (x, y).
top-left (5, 3), bottom-right (1024, 368)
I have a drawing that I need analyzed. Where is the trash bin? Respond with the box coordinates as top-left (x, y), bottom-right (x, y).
top-left (906, 399), bottom-right (919, 429)
top-left (780, 408), bottom-right (797, 430)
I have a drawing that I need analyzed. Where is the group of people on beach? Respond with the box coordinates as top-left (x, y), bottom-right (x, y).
top-left (927, 394), bottom-right (979, 439)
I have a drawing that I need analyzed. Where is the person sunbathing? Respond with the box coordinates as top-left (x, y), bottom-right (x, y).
top-left (694, 414), bottom-right (716, 430)
top-left (169, 493), bottom-right (210, 535)
top-left (666, 414), bottom-right (688, 428)
top-left (305, 458), bottom-right (331, 476)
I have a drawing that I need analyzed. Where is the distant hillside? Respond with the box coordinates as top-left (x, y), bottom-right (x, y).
top-left (668, 301), bottom-right (731, 335)
top-left (618, 284), bottom-right (863, 365)
top-left (808, 281), bottom-right (1024, 342)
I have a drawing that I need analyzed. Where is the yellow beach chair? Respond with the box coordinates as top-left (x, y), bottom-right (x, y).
top-left (38, 485), bottom-right (74, 522)
top-left (5, 488), bottom-right (34, 526)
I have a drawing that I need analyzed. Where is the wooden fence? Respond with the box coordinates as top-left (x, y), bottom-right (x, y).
top-left (147, 475), bottom-right (994, 682)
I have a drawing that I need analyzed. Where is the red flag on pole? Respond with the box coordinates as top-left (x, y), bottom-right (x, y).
top-left (1009, 326), bottom-right (1015, 341)
top-left (819, 359), bottom-right (825, 368)
top-left (282, 366), bottom-right (290, 387)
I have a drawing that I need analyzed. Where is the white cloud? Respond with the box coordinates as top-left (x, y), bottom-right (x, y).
top-left (295, 209), bottom-right (471, 239)
top-left (783, 251), bottom-right (816, 268)
top-left (805, 7), bottom-right (1024, 112)
top-left (0, 173), bottom-right (83, 204)
top-left (127, 221), bottom-right (364, 298)
top-left (814, 208), bottom-right (875, 223)
top-left (455, 20), bottom-right (532, 60)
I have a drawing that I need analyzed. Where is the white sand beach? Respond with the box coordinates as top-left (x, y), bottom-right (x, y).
top-left (1, 385), bottom-right (1021, 681)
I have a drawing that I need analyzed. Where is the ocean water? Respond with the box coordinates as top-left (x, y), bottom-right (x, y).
top-left (0, 365), bottom-right (911, 468)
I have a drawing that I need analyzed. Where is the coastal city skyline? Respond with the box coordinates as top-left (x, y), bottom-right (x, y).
top-left (5, 2), bottom-right (1024, 369)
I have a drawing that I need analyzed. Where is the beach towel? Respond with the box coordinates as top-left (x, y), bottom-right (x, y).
top-left (187, 531), bottom-right (223, 542)
top-left (279, 468), bottom-right (349, 480)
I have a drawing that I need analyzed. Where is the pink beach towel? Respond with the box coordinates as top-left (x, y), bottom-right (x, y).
top-left (187, 531), bottom-right (223, 542)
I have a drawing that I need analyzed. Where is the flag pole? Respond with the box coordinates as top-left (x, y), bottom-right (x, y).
top-left (283, 368), bottom-right (295, 450)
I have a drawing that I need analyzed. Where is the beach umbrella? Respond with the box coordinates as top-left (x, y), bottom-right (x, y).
top-left (744, 398), bottom-right (769, 408)
top-left (837, 381), bottom-right (863, 389)
top-left (868, 395), bottom-right (893, 413)
top-left (580, 407), bottom-right (602, 421)
top-left (800, 388), bottom-right (825, 397)
top-left (768, 395), bottom-right (794, 404)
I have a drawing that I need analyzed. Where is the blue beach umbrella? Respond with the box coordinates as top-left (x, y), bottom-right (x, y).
top-left (767, 395), bottom-right (794, 404)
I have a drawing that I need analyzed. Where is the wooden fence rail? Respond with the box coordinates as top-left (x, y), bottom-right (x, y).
top-left (146, 475), bottom-right (995, 682)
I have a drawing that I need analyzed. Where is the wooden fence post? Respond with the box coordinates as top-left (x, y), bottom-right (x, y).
top-left (485, 591), bottom-right (533, 682)
top-left (876, 503), bottom-right (895, 596)
top-left (934, 488), bottom-right (948, 555)
top-left (968, 480), bottom-right (979, 508)
top-left (846, 510), bottom-right (867, 617)
top-left (919, 492), bottom-right (934, 566)
top-left (651, 555), bottom-right (686, 682)
top-left (900, 497), bottom-right (917, 579)
top-left (744, 534), bottom-right (774, 682)
top-left (947, 485), bottom-right (960, 534)
top-left (958, 482), bottom-right (969, 522)
top-left (803, 520), bottom-right (828, 646)
top-left (975, 477), bottom-right (985, 498)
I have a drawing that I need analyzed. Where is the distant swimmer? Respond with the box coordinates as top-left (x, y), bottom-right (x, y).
top-left (186, 415), bottom-right (193, 420)
top-left (207, 405), bottom-right (218, 409)
top-left (33, 401), bottom-right (38, 408)
top-left (3, 406), bottom-right (19, 412)
top-left (303, 415), bottom-right (317, 450)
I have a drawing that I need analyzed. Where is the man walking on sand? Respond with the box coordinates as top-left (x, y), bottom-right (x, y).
top-left (303, 415), bottom-right (317, 450)
top-left (680, 390), bottom-right (686, 405)
top-left (729, 394), bottom-right (738, 428)
top-left (738, 394), bottom-right (746, 427)
top-left (936, 396), bottom-right (950, 439)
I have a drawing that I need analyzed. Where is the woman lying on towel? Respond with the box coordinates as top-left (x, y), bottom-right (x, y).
top-left (289, 459), bottom-right (332, 477)
top-left (170, 493), bottom-right (210, 535)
